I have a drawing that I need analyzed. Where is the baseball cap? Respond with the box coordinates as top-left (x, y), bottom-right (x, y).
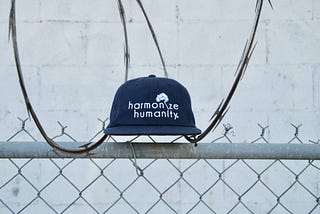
top-left (104, 75), bottom-right (201, 136)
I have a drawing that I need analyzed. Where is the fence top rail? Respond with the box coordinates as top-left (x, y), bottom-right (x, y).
top-left (0, 141), bottom-right (319, 159)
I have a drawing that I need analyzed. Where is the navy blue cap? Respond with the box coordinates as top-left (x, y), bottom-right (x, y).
top-left (104, 75), bottom-right (201, 135)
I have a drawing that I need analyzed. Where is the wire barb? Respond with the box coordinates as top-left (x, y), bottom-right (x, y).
top-left (223, 124), bottom-right (233, 136)
top-left (268, 0), bottom-right (274, 10)
top-left (290, 123), bottom-right (302, 137)
top-left (309, 140), bottom-right (320, 145)
top-left (258, 123), bottom-right (269, 137)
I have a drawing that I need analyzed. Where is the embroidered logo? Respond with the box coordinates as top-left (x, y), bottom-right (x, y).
top-left (128, 93), bottom-right (179, 120)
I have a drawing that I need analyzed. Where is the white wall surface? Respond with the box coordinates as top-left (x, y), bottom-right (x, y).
top-left (1, 0), bottom-right (319, 143)
top-left (0, 1), bottom-right (319, 212)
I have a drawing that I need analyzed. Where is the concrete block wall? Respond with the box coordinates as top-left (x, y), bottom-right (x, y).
top-left (0, 1), bottom-right (319, 212)
top-left (1, 0), bottom-right (319, 142)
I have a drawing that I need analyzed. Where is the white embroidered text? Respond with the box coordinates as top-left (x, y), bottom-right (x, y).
top-left (128, 93), bottom-right (179, 120)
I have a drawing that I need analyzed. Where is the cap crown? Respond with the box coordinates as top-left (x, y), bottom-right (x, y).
top-left (105, 75), bottom-right (201, 135)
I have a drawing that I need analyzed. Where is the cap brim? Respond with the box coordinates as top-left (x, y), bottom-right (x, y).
top-left (104, 125), bottom-right (201, 136)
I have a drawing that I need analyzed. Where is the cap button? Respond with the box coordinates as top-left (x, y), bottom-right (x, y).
top-left (148, 74), bottom-right (156, 78)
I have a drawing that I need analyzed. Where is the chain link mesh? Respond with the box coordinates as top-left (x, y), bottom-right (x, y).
top-left (1, 118), bottom-right (320, 213)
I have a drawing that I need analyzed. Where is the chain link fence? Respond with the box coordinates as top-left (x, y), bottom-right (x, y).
top-left (0, 118), bottom-right (319, 213)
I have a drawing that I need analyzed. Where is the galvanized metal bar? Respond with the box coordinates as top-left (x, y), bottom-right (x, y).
top-left (0, 142), bottom-right (319, 159)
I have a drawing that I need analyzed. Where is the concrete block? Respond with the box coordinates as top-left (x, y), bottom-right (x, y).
top-left (86, 22), bottom-right (124, 66)
top-left (176, 65), bottom-right (223, 107)
top-left (126, 0), bottom-right (177, 22)
top-left (125, 22), bottom-right (178, 67)
top-left (222, 64), bottom-right (314, 112)
top-left (218, 111), bottom-right (270, 144)
top-left (267, 19), bottom-right (320, 65)
top-left (264, 65), bottom-right (314, 111)
top-left (16, 0), bottom-right (120, 22)
top-left (268, 110), bottom-right (320, 144)
top-left (179, 0), bottom-right (255, 21)
top-left (0, 66), bottom-right (35, 112)
top-left (221, 65), bottom-right (272, 112)
top-left (14, 0), bottom-right (42, 21)
top-left (34, 65), bottom-right (122, 111)
top-left (0, 22), bottom-right (15, 66)
top-left (11, 22), bottom-right (87, 66)
top-left (314, 1), bottom-right (320, 19)
top-left (126, 64), bottom-right (170, 80)
top-left (0, 0), bottom-right (10, 21)
top-left (262, 0), bottom-right (313, 20)
top-left (177, 20), bottom-right (261, 66)
top-left (313, 66), bottom-right (320, 109)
